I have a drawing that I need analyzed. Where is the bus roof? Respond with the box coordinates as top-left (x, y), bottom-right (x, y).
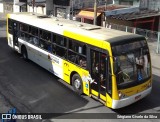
top-left (8, 12), bottom-right (145, 45)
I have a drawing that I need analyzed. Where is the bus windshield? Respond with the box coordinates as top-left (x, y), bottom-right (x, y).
top-left (112, 40), bottom-right (151, 88)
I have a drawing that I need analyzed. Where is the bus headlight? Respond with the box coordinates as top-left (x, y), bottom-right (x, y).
top-left (119, 91), bottom-right (126, 99)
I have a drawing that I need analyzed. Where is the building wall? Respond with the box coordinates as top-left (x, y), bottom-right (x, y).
top-left (28, 5), bottom-right (46, 15)
top-left (114, 0), bottom-right (140, 6)
top-left (53, 5), bottom-right (70, 19)
top-left (133, 0), bottom-right (140, 7)
top-left (13, 0), bottom-right (19, 12)
top-left (139, 0), bottom-right (160, 11)
top-left (114, 0), bottom-right (119, 4)
top-left (37, 6), bottom-right (46, 14)
top-left (72, 0), bottom-right (108, 9)
top-left (148, 0), bottom-right (160, 11)
top-left (46, 0), bottom-right (53, 15)
top-left (14, 5), bottom-right (20, 12)
top-left (106, 17), bottom-right (133, 26)
top-left (53, 0), bottom-right (109, 19)
top-left (3, 2), bottom-right (13, 13)
top-left (0, 3), bottom-right (3, 12)
top-left (28, 5), bottom-right (35, 12)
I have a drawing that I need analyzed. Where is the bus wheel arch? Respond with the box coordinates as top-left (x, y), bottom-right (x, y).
top-left (21, 45), bottom-right (28, 60)
top-left (71, 72), bottom-right (83, 95)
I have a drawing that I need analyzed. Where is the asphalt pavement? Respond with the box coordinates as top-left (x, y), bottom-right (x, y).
top-left (0, 13), bottom-right (13, 114)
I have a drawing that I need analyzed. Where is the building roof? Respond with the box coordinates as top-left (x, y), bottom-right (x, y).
top-left (76, 10), bottom-right (101, 20)
top-left (105, 7), bottom-right (160, 20)
top-left (28, 0), bottom-right (46, 7)
top-left (3, 0), bottom-right (13, 3)
top-left (84, 4), bottom-right (128, 13)
top-left (34, 0), bottom-right (46, 2)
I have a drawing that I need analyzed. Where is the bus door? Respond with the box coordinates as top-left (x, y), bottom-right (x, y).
top-left (13, 22), bottom-right (19, 47)
top-left (90, 49), bottom-right (107, 102)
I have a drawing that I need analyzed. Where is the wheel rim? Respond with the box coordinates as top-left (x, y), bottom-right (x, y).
top-left (74, 79), bottom-right (81, 89)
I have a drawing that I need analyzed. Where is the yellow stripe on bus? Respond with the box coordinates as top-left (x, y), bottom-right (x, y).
top-left (63, 30), bottom-right (104, 49)
top-left (119, 79), bottom-right (151, 97)
top-left (100, 94), bottom-right (106, 101)
top-left (6, 14), bottom-right (10, 41)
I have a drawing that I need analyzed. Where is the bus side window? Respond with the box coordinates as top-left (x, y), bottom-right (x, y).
top-left (54, 35), bottom-right (67, 58)
top-left (68, 39), bottom-right (87, 68)
top-left (21, 24), bottom-right (28, 32)
top-left (52, 33), bottom-right (56, 43)
top-left (19, 23), bottom-right (31, 42)
top-left (68, 39), bottom-right (78, 63)
top-left (79, 56), bottom-right (87, 68)
top-left (56, 35), bottom-right (66, 47)
top-left (38, 29), bottom-right (52, 52)
top-left (40, 39), bottom-right (51, 52)
top-left (51, 33), bottom-right (56, 54)
top-left (31, 26), bottom-right (38, 36)
top-left (40, 30), bottom-right (51, 41)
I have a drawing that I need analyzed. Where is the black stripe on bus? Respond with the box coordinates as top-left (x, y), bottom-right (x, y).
top-left (109, 35), bottom-right (145, 46)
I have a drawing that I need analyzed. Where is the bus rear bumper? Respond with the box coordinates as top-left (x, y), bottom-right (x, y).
top-left (112, 87), bottom-right (152, 109)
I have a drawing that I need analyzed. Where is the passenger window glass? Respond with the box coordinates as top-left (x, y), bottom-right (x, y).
top-left (40, 30), bottom-right (51, 42)
top-left (20, 24), bottom-right (28, 32)
top-left (29, 36), bottom-right (39, 46)
top-left (52, 34), bottom-right (56, 43)
top-left (56, 35), bottom-right (66, 47)
top-left (53, 45), bottom-right (67, 58)
top-left (30, 26), bottom-right (38, 36)
top-left (40, 39), bottom-right (52, 52)
top-left (69, 39), bottom-right (86, 55)
top-left (68, 39), bottom-right (87, 68)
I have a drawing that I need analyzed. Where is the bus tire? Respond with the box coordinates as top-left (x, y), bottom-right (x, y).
top-left (22, 46), bottom-right (28, 61)
top-left (72, 74), bottom-right (83, 95)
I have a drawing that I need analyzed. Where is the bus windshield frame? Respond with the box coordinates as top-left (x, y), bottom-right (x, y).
top-left (112, 40), bottom-right (151, 89)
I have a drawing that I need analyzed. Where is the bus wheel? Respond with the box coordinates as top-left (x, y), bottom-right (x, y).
top-left (72, 74), bottom-right (83, 95)
top-left (22, 46), bottom-right (28, 60)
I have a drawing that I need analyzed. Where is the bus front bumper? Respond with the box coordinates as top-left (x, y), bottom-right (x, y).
top-left (112, 87), bottom-right (152, 109)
